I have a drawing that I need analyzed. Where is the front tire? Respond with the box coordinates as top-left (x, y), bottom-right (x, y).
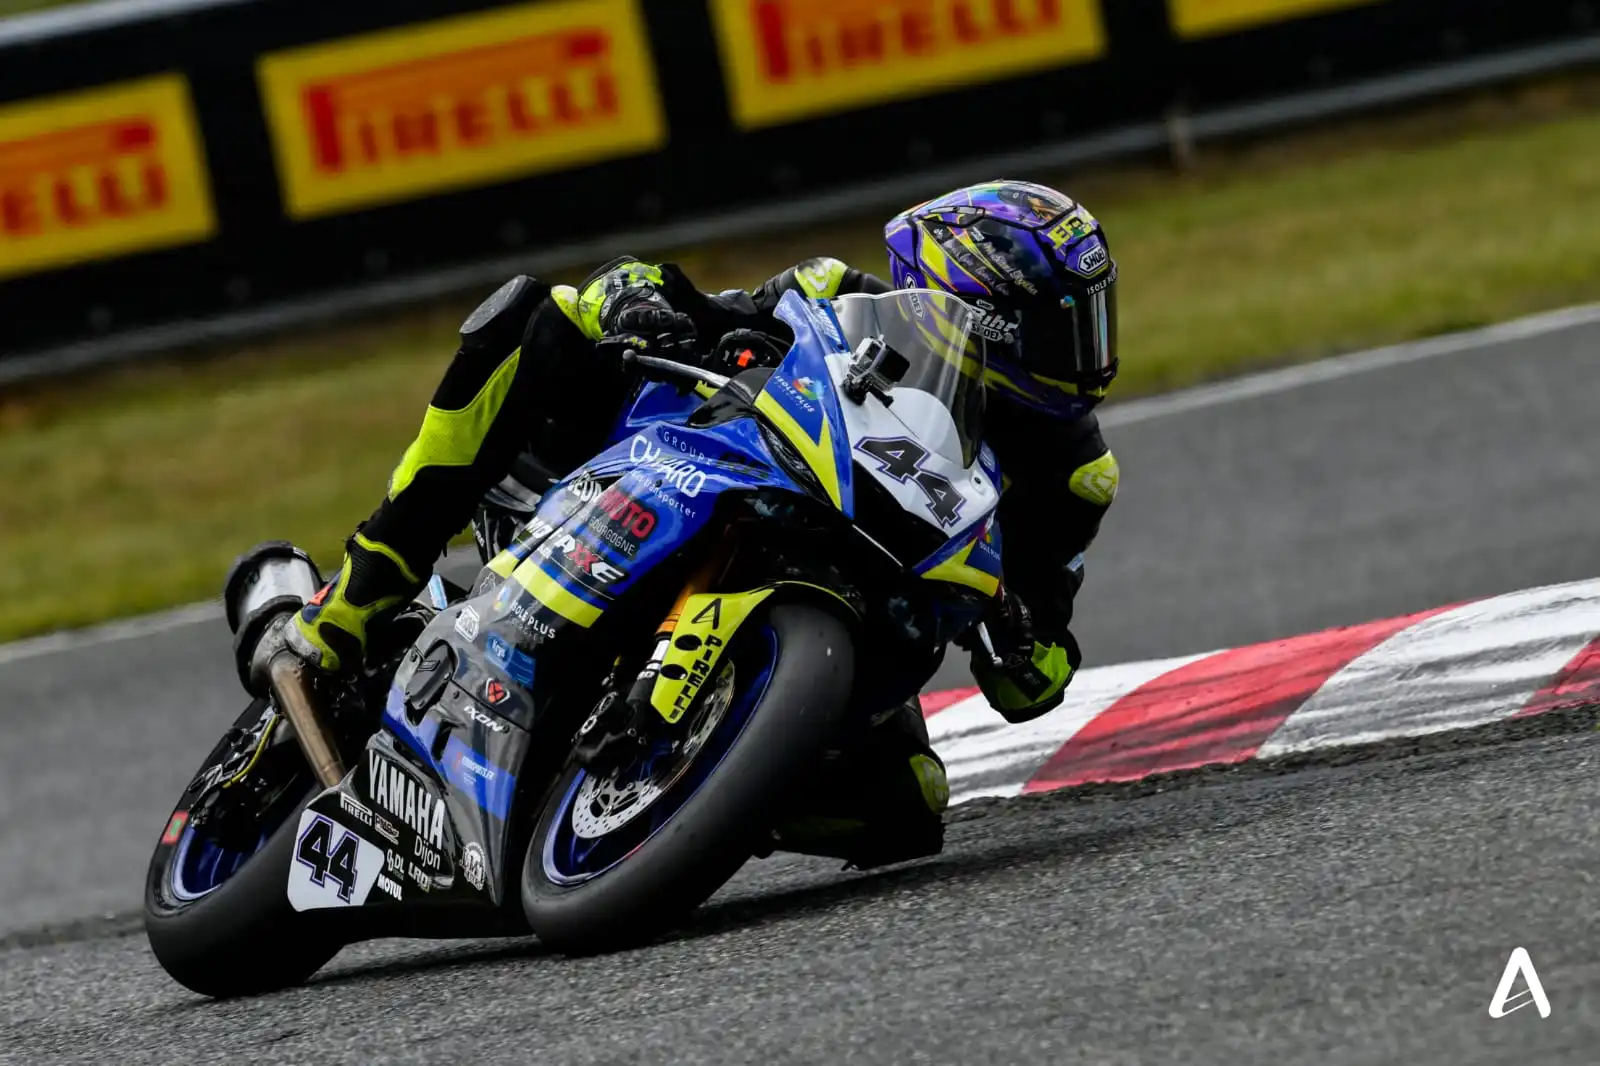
top-left (522, 603), bottom-right (854, 953)
top-left (144, 699), bottom-right (341, 997)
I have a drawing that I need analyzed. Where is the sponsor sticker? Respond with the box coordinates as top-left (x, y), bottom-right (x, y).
top-left (486, 631), bottom-right (540, 684)
top-left (505, 517), bottom-right (557, 563)
top-left (564, 470), bottom-right (605, 509)
top-left (1071, 238), bottom-right (1109, 277)
top-left (462, 841), bottom-right (487, 892)
top-left (338, 791), bottom-right (374, 826)
top-left (589, 485), bottom-right (656, 557)
top-left (468, 707), bottom-right (510, 734)
top-left (535, 530), bottom-right (628, 588)
top-left (630, 436), bottom-right (708, 498)
top-left (160, 811), bottom-right (189, 846)
top-left (456, 750), bottom-right (498, 784)
top-left (257, 0), bottom-right (665, 219)
top-left (494, 595), bottom-right (558, 643)
top-left (383, 846), bottom-right (435, 892)
top-left (456, 604), bottom-right (481, 641)
top-left (367, 750), bottom-right (447, 850)
top-left (373, 813), bottom-right (401, 845)
top-left (0, 74), bottom-right (214, 280)
top-left (709, 0), bottom-right (1105, 129)
top-left (1167, 0), bottom-right (1381, 39)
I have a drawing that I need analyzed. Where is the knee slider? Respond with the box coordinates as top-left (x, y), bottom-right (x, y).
top-left (460, 275), bottom-right (548, 350)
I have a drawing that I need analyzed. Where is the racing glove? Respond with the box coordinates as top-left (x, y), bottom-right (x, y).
top-left (602, 305), bottom-right (700, 364)
top-left (287, 531), bottom-right (424, 674)
top-left (969, 585), bottom-right (1082, 724)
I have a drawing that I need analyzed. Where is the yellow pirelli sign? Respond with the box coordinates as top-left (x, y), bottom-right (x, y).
top-left (1169, 0), bottom-right (1384, 39)
top-left (257, 0), bottom-right (665, 220)
top-left (711, 0), bottom-right (1106, 130)
top-left (0, 75), bottom-right (214, 281)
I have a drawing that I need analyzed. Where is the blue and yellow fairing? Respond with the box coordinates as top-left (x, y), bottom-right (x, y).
top-left (914, 511), bottom-right (1004, 598)
top-left (750, 295), bottom-right (856, 516)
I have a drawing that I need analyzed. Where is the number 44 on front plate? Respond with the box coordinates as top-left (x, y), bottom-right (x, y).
top-left (287, 810), bottom-right (385, 910)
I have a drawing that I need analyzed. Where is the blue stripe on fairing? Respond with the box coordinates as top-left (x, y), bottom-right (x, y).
top-left (382, 683), bottom-right (515, 820)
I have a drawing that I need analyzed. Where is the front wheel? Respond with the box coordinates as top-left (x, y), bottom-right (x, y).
top-left (144, 698), bottom-right (340, 997)
top-left (522, 602), bottom-right (854, 953)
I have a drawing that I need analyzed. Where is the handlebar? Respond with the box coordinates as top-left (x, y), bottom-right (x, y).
top-left (621, 351), bottom-right (732, 392)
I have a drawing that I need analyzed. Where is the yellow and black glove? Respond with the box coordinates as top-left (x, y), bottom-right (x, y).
top-left (969, 586), bottom-right (1082, 724)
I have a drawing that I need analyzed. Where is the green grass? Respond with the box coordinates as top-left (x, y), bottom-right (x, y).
top-left (2, 76), bottom-right (1599, 641)
top-left (0, 0), bottom-right (88, 16)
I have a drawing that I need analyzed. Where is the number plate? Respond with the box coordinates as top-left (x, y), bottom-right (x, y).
top-left (286, 809), bottom-right (387, 911)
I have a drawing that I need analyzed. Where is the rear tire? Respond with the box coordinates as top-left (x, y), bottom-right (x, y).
top-left (522, 603), bottom-right (854, 953)
top-left (144, 699), bottom-right (341, 998)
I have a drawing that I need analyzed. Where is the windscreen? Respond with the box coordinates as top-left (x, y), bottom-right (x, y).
top-left (833, 290), bottom-right (987, 467)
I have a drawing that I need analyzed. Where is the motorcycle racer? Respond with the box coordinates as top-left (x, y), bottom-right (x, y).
top-left (286, 179), bottom-right (1120, 867)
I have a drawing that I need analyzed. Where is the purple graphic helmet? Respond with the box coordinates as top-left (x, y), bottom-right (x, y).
top-left (885, 180), bottom-right (1118, 419)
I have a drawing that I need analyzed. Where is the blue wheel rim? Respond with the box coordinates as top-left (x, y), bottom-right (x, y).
top-left (168, 778), bottom-right (305, 902)
top-left (541, 624), bottom-right (779, 886)
top-left (170, 825), bottom-right (272, 901)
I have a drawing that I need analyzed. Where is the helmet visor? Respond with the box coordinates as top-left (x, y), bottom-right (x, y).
top-left (1069, 278), bottom-right (1118, 380)
top-left (1016, 273), bottom-right (1118, 392)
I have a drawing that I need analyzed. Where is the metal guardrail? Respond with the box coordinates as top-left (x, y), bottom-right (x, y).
top-left (0, 0), bottom-right (248, 46)
top-left (2, 29), bottom-right (1597, 388)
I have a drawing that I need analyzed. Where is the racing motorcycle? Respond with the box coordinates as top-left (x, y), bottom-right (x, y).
top-left (143, 289), bottom-right (1008, 997)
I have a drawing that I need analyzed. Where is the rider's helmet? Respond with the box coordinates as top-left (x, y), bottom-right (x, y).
top-left (884, 180), bottom-right (1118, 419)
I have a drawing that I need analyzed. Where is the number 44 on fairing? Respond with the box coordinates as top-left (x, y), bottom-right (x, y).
top-left (287, 812), bottom-right (385, 910)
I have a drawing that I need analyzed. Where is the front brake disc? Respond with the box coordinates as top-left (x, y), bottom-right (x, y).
top-left (569, 662), bottom-right (737, 839)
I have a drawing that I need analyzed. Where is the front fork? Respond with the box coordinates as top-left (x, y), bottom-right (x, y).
top-left (574, 528), bottom-right (738, 768)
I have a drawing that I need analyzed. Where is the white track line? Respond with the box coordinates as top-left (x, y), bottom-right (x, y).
top-left (1100, 301), bottom-right (1600, 428)
top-left (0, 602), bottom-right (223, 666)
top-left (5, 301), bottom-right (1599, 665)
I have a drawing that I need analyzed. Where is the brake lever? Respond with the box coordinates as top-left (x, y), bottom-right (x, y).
top-left (975, 622), bottom-right (1005, 668)
top-left (622, 351), bottom-right (731, 392)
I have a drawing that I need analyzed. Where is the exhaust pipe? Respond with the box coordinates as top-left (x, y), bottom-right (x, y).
top-left (223, 542), bottom-right (347, 789)
top-left (264, 652), bottom-right (346, 789)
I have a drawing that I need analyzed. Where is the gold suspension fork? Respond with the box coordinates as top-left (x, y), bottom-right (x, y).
top-left (621, 529), bottom-right (737, 715)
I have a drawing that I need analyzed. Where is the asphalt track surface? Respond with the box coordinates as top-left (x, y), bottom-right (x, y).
top-left (5, 310), bottom-right (1600, 1062)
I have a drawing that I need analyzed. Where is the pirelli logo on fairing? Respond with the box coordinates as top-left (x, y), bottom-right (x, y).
top-left (710, 0), bottom-right (1105, 129)
top-left (257, 0), bottom-right (665, 219)
top-left (0, 75), bottom-right (214, 280)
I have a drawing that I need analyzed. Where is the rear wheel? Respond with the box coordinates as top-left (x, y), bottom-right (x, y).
top-left (144, 698), bottom-right (340, 997)
top-left (522, 602), bottom-right (854, 953)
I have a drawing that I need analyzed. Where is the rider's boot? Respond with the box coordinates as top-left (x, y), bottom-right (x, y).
top-left (765, 695), bottom-right (949, 869)
top-left (287, 530), bottom-right (424, 673)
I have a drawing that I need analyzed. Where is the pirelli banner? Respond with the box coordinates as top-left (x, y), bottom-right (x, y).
top-left (0, 0), bottom-right (1579, 360)
top-left (0, 75), bottom-right (213, 282)
top-left (709, 0), bottom-right (1107, 129)
top-left (257, 0), bottom-right (665, 219)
